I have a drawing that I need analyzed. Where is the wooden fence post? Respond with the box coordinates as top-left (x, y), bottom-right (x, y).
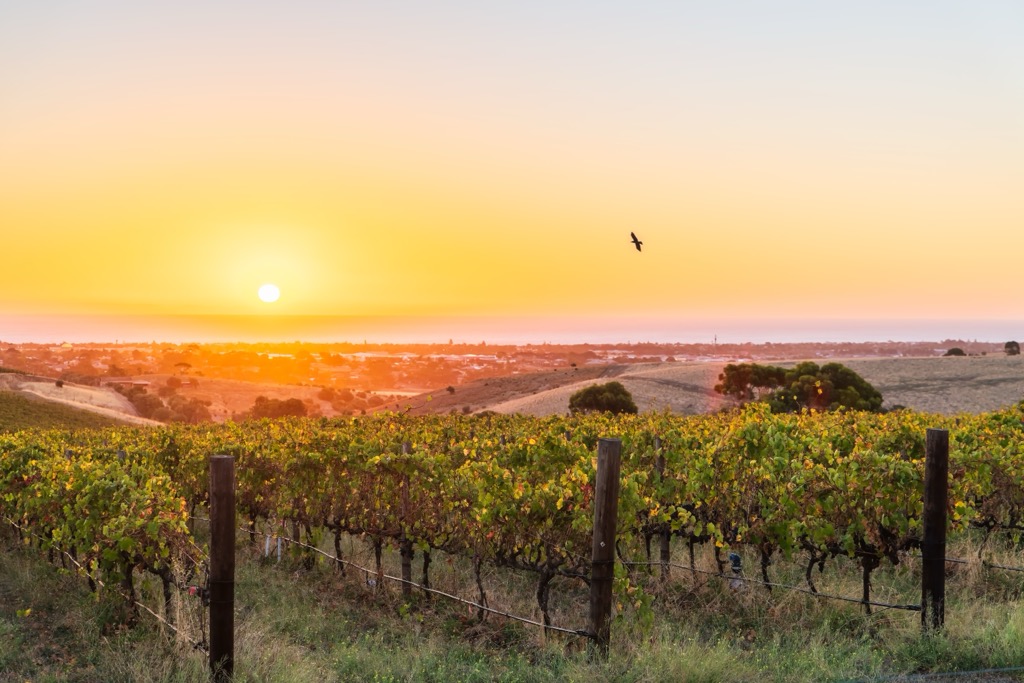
top-left (589, 438), bottom-right (622, 658)
top-left (400, 441), bottom-right (413, 597)
top-left (209, 455), bottom-right (236, 681)
top-left (921, 428), bottom-right (949, 631)
top-left (654, 437), bottom-right (670, 582)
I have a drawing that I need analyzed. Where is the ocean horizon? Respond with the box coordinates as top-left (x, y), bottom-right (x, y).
top-left (3, 314), bottom-right (1023, 347)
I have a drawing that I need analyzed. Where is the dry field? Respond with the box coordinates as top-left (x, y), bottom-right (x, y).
top-left (132, 374), bottom-right (343, 421)
top-left (0, 372), bottom-right (160, 426)
top-left (5, 353), bottom-right (1023, 425)
top-left (477, 354), bottom-right (1024, 417)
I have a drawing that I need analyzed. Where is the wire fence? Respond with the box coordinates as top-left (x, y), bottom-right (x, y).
top-left (192, 515), bottom-right (594, 639)
top-left (2, 515), bottom-right (211, 653)
top-left (13, 505), bottom-right (1024, 648)
top-left (904, 552), bottom-right (1024, 574)
top-left (620, 559), bottom-right (922, 612)
top-left (187, 510), bottom-right (1024, 628)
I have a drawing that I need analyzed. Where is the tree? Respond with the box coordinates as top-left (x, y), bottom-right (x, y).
top-left (714, 361), bottom-right (883, 413)
top-left (250, 396), bottom-right (307, 419)
top-left (767, 361), bottom-right (883, 413)
top-left (167, 394), bottom-right (212, 423)
top-left (944, 347), bottom-right (966, 357)
top-left (569, 381), bottom-right (638, 415)
top-left (1005, 341), bottom-right (1020, 356)
top-left (714, 363), bottom-right (786, 402)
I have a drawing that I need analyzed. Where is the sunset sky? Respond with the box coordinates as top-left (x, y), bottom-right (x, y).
top-left (3, 3), bottom-right (1024, 343)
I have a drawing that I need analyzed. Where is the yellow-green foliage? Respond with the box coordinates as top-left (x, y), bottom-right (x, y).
top-left (4, 404), bottom-right (1024, 619)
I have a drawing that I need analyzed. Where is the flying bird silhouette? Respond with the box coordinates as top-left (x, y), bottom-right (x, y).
top-left (630, 232), bottom-right (643, 252)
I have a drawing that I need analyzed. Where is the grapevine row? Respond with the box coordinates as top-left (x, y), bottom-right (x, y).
top-left (4, 403), bottom-right (1024, 618)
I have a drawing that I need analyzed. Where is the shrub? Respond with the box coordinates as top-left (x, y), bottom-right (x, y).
top-left (569, 381), bottom-right (638, 415)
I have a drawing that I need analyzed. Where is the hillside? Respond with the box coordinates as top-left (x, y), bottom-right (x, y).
top-left (5, 353), bottom-right (1022, 426)
top-left (0, 389), bottom-right (135, 432)
top-left (0, 372), bottom-right (157, 429)
top-left (402, 354), bottom-right (1024, 417)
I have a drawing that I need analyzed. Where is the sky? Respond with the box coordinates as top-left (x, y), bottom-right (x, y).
top-left (2, 2), bottom-right (1024, 343)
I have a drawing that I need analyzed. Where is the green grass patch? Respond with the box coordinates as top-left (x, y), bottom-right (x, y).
top-left (6, 530), bottom-right (1024, 681)
top-left (0, 389), bottom-right (128, 432)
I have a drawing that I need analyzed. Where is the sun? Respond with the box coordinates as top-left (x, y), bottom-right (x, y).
top-left (257, 283), bottom-right (281, 303)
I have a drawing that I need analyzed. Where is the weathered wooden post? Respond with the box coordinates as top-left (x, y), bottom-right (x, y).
top-left (400, 441), bottom-right (414, 597)
top-left (209, 455), bottom-right (236, 680)
top-left (589, 438), bottom-right (622, 658)
top-left (654, 437), bottom-right (670, 582)
top-left (921, 428), bottom-right (949, 631)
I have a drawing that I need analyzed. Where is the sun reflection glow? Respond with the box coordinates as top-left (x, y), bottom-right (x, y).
top-left (257, 283), bottom-right (280, 303)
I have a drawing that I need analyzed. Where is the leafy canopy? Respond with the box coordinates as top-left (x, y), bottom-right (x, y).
top-left (715, 361), bottom-right (883, 413)
top-left (568, 381), bottom-right (638, 415)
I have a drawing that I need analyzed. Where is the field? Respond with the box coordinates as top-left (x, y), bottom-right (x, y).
top-left (411, 353), bottom-right (1024, 417)
top-left (4, 352), bottom-right (1023, 424)
top-left (6, 502), bottom-right (1024, 682)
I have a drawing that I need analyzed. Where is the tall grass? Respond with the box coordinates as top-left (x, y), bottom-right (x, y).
top-left (4, 524), bottom-right (1024, 682)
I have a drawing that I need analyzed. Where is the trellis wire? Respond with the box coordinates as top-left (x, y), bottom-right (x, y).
top-left (192, 515), bottom-right (593, 639)
top-left (621, 560), bottom-right (921, 612)
top-left (3, 515), bottom-right (210, 652)
top-left (905, 553), bottom-right (1024, 574)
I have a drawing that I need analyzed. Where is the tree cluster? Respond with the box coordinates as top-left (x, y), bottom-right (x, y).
top-left (714, 361), bottom-right (883, 413)
top-left (568, 381), bottom-right (638, 415)
top-left (114, 382), bottom-right (212, 423)
top-left (315, 386), bottom-right (384, 415)
top-left (249, 396), bottom-right (308, 419)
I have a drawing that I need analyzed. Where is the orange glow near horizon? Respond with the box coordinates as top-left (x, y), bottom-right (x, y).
top-left (2, 4), bottom-right (1024, 341)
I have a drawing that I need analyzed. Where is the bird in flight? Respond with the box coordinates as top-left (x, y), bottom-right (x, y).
top-left (630, 231), bottom-right (643, 252)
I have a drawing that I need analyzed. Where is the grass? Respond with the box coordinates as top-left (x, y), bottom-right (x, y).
top-left (5, 526), bottom-right (1024, 682)
top-left (0, 389), bottom-right (128, 433)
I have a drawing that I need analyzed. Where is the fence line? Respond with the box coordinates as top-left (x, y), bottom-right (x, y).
top-left (192, 516), bottom-right (593, 639)
top-left (904, 552), bottom-right (1024, 574)
top-left (2, 515), bottom-right (209, 652)
top-left (621, 560), bottom-right (921, 612)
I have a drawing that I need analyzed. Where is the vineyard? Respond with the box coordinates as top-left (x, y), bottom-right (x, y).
top-left (4, 404), bottom-right (1024, 678)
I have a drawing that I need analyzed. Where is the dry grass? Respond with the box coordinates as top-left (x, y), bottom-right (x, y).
top-left (7, 518), bottom-right (1024, 682)
top-left (134, 374), bottom-right (344, 422)
top-left (0, 372), bottom-right (159, 426)
top-left (6, 353), bottom-right (1024, 426)
top-left (480, 354), bottom-right (1024, 417)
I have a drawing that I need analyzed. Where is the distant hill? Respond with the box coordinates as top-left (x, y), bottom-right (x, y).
top-left (396, 355), bottom-right (1024, 417)
top-left (0, 390), bottom-right (132, 432)
top-left (0, 372), bottom-right (156, 431)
